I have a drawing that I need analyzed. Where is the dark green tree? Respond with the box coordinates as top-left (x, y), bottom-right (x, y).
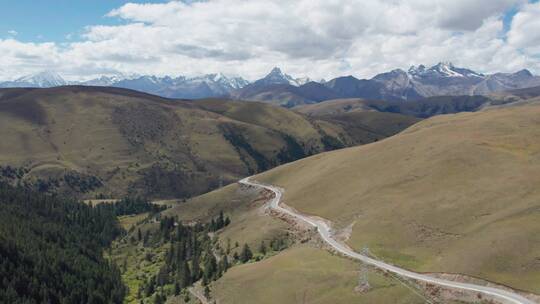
top-left (240, 243), bottom-right (253, 263)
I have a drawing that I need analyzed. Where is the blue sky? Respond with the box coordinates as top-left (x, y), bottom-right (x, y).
top-left (0, 0), bottom-right (539, 80)
top-left (1, 0), bottom-right (534, 43)
top-left (0, 0), bottom-right (167, 42)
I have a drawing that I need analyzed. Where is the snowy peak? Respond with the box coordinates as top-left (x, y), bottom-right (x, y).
top-left (260, 67), bottom-right (297, 85)
top-left (255, 67), bottom-right (309, 86)
top-left (408, 62), bottom-right (483, 79)
top-left (189, 73), bottom-right (250, 89)
top-left (81, 74), bottom-right (134, 86)
top-left (373, 69), bottom-right (408, 81)
top-left (16, 71), bottom-right (67, 87)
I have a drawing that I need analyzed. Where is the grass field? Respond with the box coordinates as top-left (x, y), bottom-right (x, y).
top-left (256, 102), bottom-right (540, 294)
top-left (164, 183), bottom-right (291, 254)
top-left (0, 86), bottom-right (417, 199)
top-left (109, 239), bottom-right (170, 304)
top-left (214, 245), bottom-right (427, 304)
top-left (160, 180), bottom-right (431, 303)
top-left (118, 213), bottom-right (149, 230)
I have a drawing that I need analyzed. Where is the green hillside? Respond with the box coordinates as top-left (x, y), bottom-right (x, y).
top-left (0, 86), bottom-right (418, 198)
top-left (258, 102), bottom-right (540, 294)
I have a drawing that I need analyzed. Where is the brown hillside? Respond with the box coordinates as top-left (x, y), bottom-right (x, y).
top-left (0, 86), bottom-right (418, 198)
top-left (258, 102), bottom-right (540, 294)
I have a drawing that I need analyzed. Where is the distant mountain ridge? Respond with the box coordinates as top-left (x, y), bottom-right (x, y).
top-left (1, 63), bottom-right (539, 103)
top-left (0, 72), bottom-right (251, 99)
top-left (231, 62), bottom-right (540, 106)
top-left (0, 71), bottom-right (68, 88)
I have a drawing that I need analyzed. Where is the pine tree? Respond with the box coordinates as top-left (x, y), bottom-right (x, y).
top-left (259, 240), bottom-right (267, 255)
top-left (174, 281), bottom-right (180, 296)
top-left (154, 293), bottom-right (164, 304)
top-left (179, 260), bottom-right (191, 288)
top-left (240, 243), bottom-right (253, 263)
top-left (221, 255), bottom-right (229, 271)
top-left (203, 252), bottom-right (217, 282)
top-left (204, 285), bottom-right (211, 299)
top-left (226, 238), bottom-right (231, 254)
top-left (210, 218), bottom-right (216, 232)
top-left (143, 230), bottom-right (150, 246)
top-left (192, 253), bottom-right (200, 281)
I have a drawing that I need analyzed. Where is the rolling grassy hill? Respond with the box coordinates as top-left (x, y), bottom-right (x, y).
top-left (0, 86), bottom-right (418, 198)
top-left (295, 95), bottom-right (514, 118)
top-left (145, 182), bottom-right (427, 304)
top-left (489, 85), bottom-right (540, 101)
top-left (257, 101), bottom-right (540, 294)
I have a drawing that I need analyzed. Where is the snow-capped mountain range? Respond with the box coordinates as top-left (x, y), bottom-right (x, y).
top-left (1, 63), bottom-right (539, 103)
top-left (0, 71), bottom-right (252, 99)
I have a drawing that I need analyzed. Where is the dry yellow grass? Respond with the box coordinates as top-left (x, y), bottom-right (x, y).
top-left (257, 103), bottom-right (540, 294)
top-left (0, 87), bottom-right (416, 198)
top-left (164, 183), bottom-right (290, 251)
top-left (166, 183), bottom-right (426, 303)
top-left (294, 98), bottom-right (373, 116)
top-left (214, 245), bottom-right (426, 304)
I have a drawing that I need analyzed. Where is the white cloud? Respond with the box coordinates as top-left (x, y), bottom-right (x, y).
top-left (0, 0), bottom-right (539, 81)
top-left (507, 2), bottom-right (540, 54)
top-left (7, 30), bottom-right (18, 36)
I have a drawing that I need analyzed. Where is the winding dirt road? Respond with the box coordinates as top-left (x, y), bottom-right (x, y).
top-left (239, 177), bottom-right (536, 304)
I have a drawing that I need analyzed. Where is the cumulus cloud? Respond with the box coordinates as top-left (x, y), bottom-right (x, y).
top-left (507, 2), bottom-right (540, 54)
top-left (0, 0), bottom-right (539, 81)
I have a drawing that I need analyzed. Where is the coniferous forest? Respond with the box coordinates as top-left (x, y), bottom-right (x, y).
top-left (136, 212), bottom-right (232, 302)
top-left (0, 182), bottom-right (126, 304)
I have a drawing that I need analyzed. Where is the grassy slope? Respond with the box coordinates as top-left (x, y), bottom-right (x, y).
top-left (214, 245), bottom-right (425, 304)
top-left (315, 111), bottom-right (422, 145)
top-left (0, 87), bottom-right (408, 198)
top-left (0, 87), bottom-right (418, 198)
top-left (163, 183), bottom-right (289, 252)
top-left (257, 102), bottom-right (540, 294)
top-left (295, 95), bottom-right (505, 118)
top-left (163, 183), bottom-right (425, 304)
top-left (294, 98), bottom-right (374, 116)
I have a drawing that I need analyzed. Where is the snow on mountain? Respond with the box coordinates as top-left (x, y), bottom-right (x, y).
top-left (408, 62), bottom-right (484, 79)
top-left (19, 71), bottom-right (67, 87)
top-left (188, 73), bottom-right (250, 90)
top-left (294, 77), bottom-right (312, 86)
top-left (254, 67), bottom-right (301, 86)
top-left (107, 73), bottom-right (250, 99)
top-left (0, 71), bottom-right (68, 88)
top-left (80, 74), bottom-right (136, 86)
top-left (1, 64), bottom-right (539, 103)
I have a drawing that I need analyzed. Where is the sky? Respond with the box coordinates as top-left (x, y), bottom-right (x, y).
top-left (1, 0), bottom-right (540, 81)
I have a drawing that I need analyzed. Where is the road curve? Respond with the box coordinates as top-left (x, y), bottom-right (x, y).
top-left (239, 177), bottom-right (536, 304)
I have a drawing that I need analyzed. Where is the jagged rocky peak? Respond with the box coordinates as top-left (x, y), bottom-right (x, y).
top-left (408, 62), bottom-right (483, 78)
top-left (373, 68), bottom-right (408, 81)
top-left (408, 64), bottom-right (427, 75)
top-left (256, 67), bottom-right (298, 86)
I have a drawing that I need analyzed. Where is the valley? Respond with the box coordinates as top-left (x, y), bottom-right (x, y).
top-left (1, 83), bottom-right (540, 304)
top-left (97, 88), bottom-right (540, 304)
top-left (4, 2), bottom-right (540, 304)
